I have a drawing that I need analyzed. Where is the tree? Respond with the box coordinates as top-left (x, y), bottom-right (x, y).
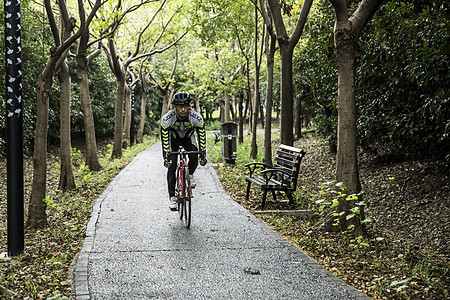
top-left (76, 0), bottom-right (105, 171)
top-left (123, 69), bottom-right (139, 146)
top-left (258, 0), bottom-right (278, 166)
top-left (101, 0), bottom-right (186, 158)
top-left (150, 49), bottom-right (178, 120)
top-left (136, 58), bottom-right (150, 142)
top-left (189, 0), bottom-right (254, 142)
top-left (250, 2), bottom-right (265, 159)
top-left (293, 0), bottom-right (337, 153)
top-left (267, 0), bottom-right (312, 146)
top-left (27, 0), bottom-right (86, 228)
top-left (326, 0), bottom-right (384, 232)
top-left (59, 0), bottom-right (104, 189)
top-left (58, 0), bottom-right (76, 191)
top-left (98, 0), bottom-right (159, 158)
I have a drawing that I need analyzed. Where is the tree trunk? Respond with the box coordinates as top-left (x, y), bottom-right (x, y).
top-left (238, 92), bottom-right (244, 144)
top-left (195, 93), bottom-right (201, 116)
top-left (123, 84), bottom-right (132, 148)
top-left (294, 94), bottom-right (302, 140)
top-left (279, 44), bottom-right (294, 146)
top-left (323, 20), bottom-right (361, 233)
top-left (251, 3), bottom-right (262, 159)
top-left (323, 105), bottom-right (337, 153)
top-left (230, 99), bottom-right (236, 121)
top-left (263, 34), bottom-right (276, 166)
top-left (250, 86), bottom-right (259, 159)
top-left (160, 90), bottom-right (171, 120)
top-left (267, 0), bottom-right (312, 146)
top-left (111, 74), bottom-right (125, 159)
top-left (137, 77), bottom-right (148, 143)
top-left (77, 43), bottom-right (102, 171)
top-left (327, 0), bottom-right (384, 233)
top-left (335, 24), bottom-right (360, 195)
top-left (58, 60), bottom-right (75, 191)
top-left (219, 97), bottom-right (225, 123)
top-left (27, 74), bottom-right (52, 228)
top-left (58, 11), bottom-right (76, 191)
top-left (224, 93), bottom-right (231, 122)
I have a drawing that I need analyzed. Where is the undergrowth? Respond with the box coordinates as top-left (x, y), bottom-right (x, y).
top-left (208, 130), bottom-right (449, 300)
top-left (0, 135), bottom-right (157, 299)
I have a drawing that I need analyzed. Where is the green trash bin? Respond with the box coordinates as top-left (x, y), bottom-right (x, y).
top-left (221, 122), bottom-right (237, 164)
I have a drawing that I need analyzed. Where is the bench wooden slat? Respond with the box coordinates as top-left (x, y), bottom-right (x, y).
top-left (274, 157), bottom-right (297, 169)
top-left (276, 149), bottom-right (299, 160)
top-left (273, 164), bottom-right (296, 176)
top-left (279, 144), bottom-right (304, 154)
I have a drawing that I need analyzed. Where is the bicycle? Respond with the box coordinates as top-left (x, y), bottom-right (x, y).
top-left (169, 147), bottom-right (203, 228)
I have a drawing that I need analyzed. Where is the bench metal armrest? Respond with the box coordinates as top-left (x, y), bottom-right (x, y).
top-left (260, 168), bottom-right (291, 185)
top-left (244, 162), bottom-right (272, 177)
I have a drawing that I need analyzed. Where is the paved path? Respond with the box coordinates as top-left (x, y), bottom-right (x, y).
top-left (75, 143), bottom-right (368, 300)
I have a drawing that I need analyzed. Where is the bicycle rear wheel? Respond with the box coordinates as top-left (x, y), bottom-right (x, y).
top-left (183, 168), bottom-right (192, 228)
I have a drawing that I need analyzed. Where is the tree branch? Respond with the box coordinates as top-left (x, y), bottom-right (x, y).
top-left (267, 0), bottom-right (288, 41)
top-left (350, 0), bottom-right (385, 36)
top-left (290, 0), bottom-right (313, 45)
top-left (259, 0), bottom-right (276, 38)
top-left (132, 30), bottom-right (188, 63)
top-left (329, 0), bottom-right (349, 23)
top-left (132, 0), bottom-right (169, 59)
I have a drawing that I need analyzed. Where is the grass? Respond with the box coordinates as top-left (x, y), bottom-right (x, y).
top-left (1, 128), bottom-right (447, 299)
top-left (0, 135), bottom-right (157, 299)
top-left (207, 129), bottom-right (448, 300)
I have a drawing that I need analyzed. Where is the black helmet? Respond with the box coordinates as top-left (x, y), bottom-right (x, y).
top-left (172, 91), bottom-right (191, 106)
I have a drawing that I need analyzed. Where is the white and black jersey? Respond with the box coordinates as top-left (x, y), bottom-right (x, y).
top-left (160, 109), bottom-right (206, 160)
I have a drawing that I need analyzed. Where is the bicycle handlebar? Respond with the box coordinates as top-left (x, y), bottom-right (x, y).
top-left (168, 150), bottom-right (204, 156)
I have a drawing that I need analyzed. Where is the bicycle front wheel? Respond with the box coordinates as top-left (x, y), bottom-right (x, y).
top-left (177, 169), bottom-right (183, 220)
top-left (183, 168), bottom-right (192, 228)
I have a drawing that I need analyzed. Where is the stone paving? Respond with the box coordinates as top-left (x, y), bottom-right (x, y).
top-left (75, 142), bottom-right (368, 300)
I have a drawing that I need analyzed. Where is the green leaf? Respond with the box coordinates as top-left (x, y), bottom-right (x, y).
top-left (331, 199), bottom-right (339, 208)
top-left (346, 194), bottom-right (358, 201)
top-left (361, 218), bottom-right (372, 224)
top-left (336, 182), bottom-right (346, 190)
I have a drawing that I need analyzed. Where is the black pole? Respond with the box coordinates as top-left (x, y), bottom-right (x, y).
top-left (5, 0), bottom-right (24, 256)
top-left (127, 69), bottom-right (134, 146)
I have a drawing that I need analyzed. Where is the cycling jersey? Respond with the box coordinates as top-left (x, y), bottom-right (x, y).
top-left (160, 108), bottom-right (207, 162)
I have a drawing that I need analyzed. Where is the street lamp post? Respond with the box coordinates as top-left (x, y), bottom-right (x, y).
top-left (5, 0), bottom-right (24, 256)
top-left (130, 88), bottom-right (135, 146)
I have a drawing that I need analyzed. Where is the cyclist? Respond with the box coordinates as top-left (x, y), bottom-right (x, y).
top-left (161, 91), bottom-right (207, 211)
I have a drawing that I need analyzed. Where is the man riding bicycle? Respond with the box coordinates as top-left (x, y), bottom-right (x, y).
top-left (161, 91), bottom-right (207, 211)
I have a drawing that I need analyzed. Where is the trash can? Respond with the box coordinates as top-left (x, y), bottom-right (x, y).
top-left (221, 122), bottom-right (237, 164)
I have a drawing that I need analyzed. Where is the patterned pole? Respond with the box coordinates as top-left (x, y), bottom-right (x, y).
top-left (130, 88), bottom-right (135, 145)
top-left (5, 0), bottom-right (24, 256)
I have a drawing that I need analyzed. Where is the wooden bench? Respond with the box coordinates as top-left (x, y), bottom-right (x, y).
top-left (244, 144), bottom-right (306, 209)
